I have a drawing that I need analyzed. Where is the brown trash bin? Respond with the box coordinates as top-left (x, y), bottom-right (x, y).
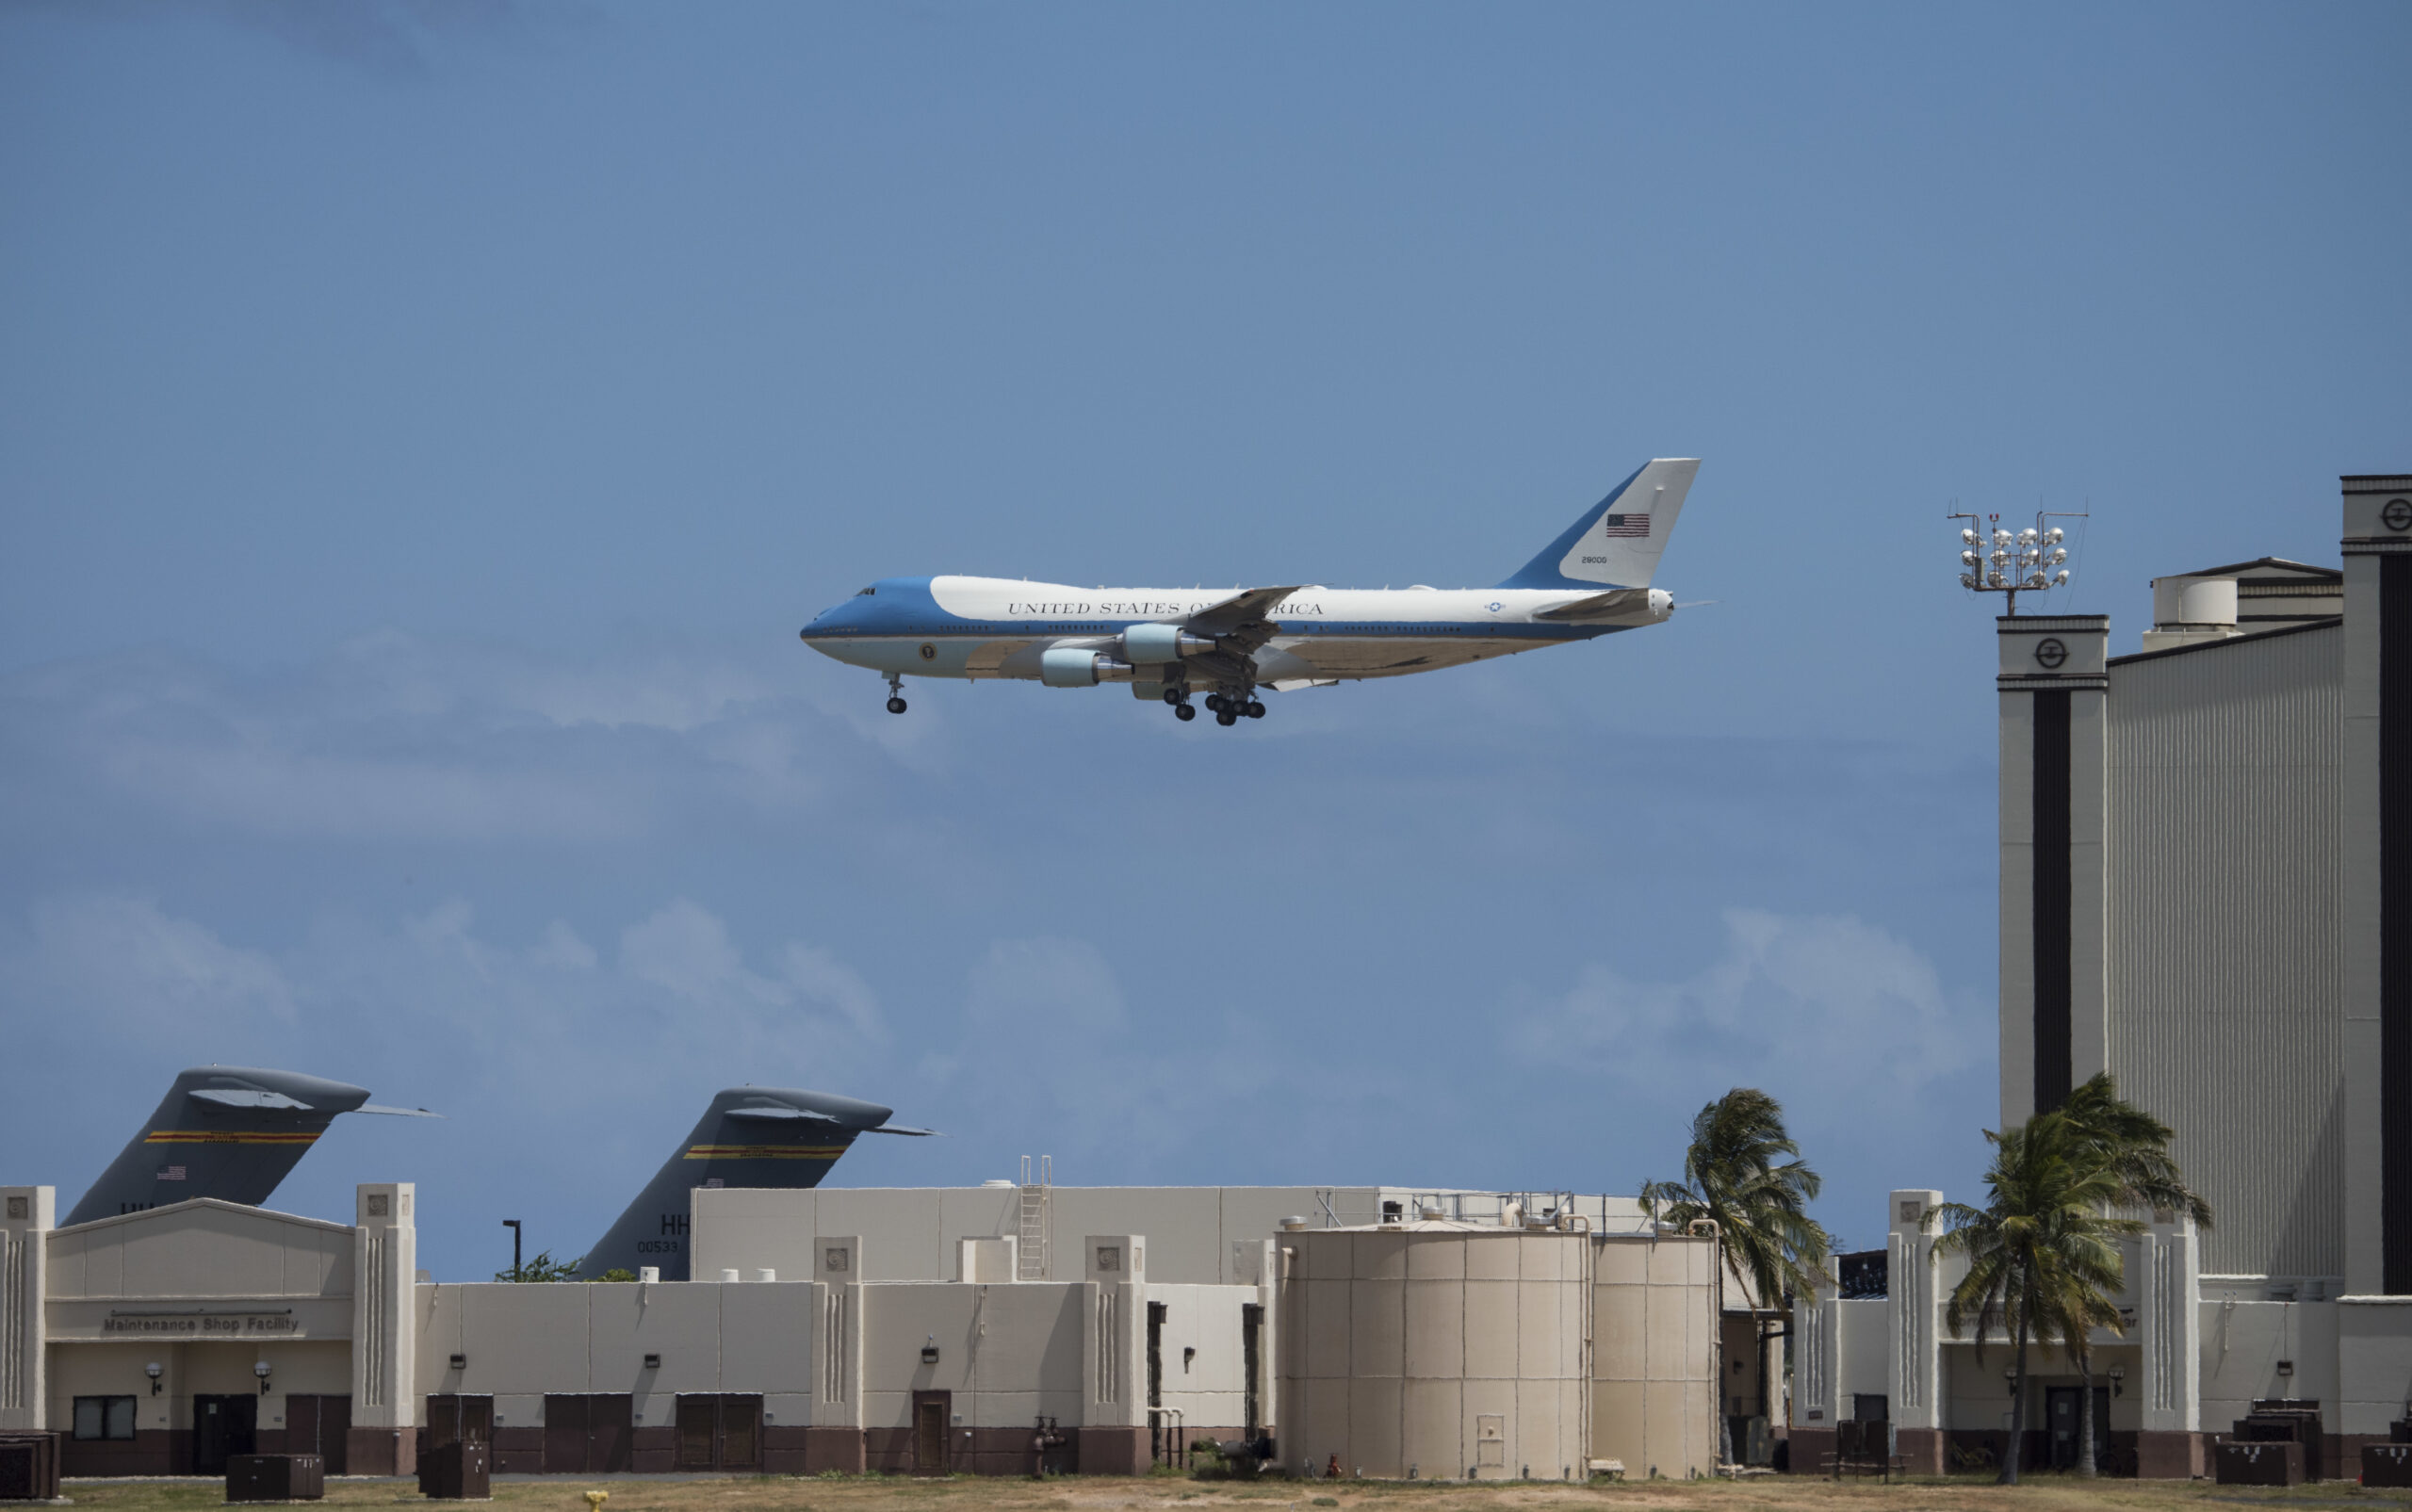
top-left (417, 1440), bottom-right (491, 1500)
top-left (228, 1453), bottom-right (324, 1502)
top-left (2367, 1444), bottom-right (2412, 1487)
top-left (0, 1432), bottom-right (62, 1503)
top-left (2215, 1439), bottom-right (2304, 1486)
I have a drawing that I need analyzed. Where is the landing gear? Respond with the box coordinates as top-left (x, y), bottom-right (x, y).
top-left (1201, 687), bottom-right (1263, 727)
top-left (887, 697), bottom-right (907, 714)
top-left (1174, 703), bottom-right (1196, 722)
top-left (884, 672), bottom-right (906, 715)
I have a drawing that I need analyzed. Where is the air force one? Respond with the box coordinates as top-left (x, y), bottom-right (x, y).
top-left (801, 458), bottom-right (1699, 725)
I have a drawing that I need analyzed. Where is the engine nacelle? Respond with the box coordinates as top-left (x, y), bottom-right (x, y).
top-left (1040, 648), bottom-right (1135, 688)
top-left (1121, 623), bottom-right (1216, 664)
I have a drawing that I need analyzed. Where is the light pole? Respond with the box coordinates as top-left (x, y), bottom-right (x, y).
top-left (1949, 509), bottom-right (2083, 616)
top-left (503, 1218), bottom-right (522, 1281)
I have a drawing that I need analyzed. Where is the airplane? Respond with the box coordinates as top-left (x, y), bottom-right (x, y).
top-left (799, 457), bottom-right (1698, 724)
top-left (577, 1085), bottom-right (935, 1281)
top-left (62, 1065), bottom-right (441, 1227)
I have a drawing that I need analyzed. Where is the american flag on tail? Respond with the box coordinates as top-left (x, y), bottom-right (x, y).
top-left (1601, 512), bottom-right (1650, 539)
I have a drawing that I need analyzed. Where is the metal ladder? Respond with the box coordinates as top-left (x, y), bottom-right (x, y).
top-left (1018, 1154), bottom-right (1051, 1280)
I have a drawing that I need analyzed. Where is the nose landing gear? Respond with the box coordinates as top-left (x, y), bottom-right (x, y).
top-left (884, 672), bottom-right (907, 715)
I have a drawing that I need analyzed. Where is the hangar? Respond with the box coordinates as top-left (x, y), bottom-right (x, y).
top-left (0, 1177), bottom-right (1726, 1481)
top-left (1792, 474), bottom-right (2412, 1478)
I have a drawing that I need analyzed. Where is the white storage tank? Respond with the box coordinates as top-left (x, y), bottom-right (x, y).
top-left (1279, 1222), bottom-right (1589, 1480)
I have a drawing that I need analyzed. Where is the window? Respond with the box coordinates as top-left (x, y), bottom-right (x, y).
top-left (73, 1396), bottom-right (136, 1440)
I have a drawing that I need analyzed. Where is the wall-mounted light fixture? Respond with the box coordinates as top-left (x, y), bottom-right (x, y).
top-left (253, 1360), bottom-right (272, 1395)
top-left (921, 1336), bottom-right (940, 1365)
top-left (2277, 1359), bottom-right (2295, 1378)
top-left (449, 1354), bottom-right (466, 1373)
top-left (145, 1362), bottom-right (162, 1396)
top-left (2109, 1365), bottom-right (2126, 1398)
top-left (643, 1354), bottom-right (660, 1371)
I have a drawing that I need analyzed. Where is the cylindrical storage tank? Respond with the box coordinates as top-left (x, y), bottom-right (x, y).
top-left (2149, 574), bottom-right (2239, 629)
top-left (1279, 1225), bottom-right (1588, 1481)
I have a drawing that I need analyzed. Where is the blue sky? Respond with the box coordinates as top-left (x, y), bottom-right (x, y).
top-left (2, 1), bottom-right (2404, 1280)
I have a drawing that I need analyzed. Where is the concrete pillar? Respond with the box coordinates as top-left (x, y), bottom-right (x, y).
top-left (2343, 476), bottom-right (2412, 1295)
top-left (348, 1183), bottom-right (416, 1474)
top-left (1997, 615), bottom-right (2110, 1125)
top-left (0, 1187), bottom-right (51, 1431)
top-left (1886, 1192), bottom-right (1944, 1459)
top-left (2135, 1212), bottom-right (2202, 1476)
top-left (1078, 1235), bottom-right (1149, 1471)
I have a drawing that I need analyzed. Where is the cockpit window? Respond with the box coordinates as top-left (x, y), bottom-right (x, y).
top-left (856, 586), bottom-right (876, 596)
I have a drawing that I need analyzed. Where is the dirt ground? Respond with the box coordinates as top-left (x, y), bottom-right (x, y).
top-left (49, 1474), bottom-right (2412, 1512)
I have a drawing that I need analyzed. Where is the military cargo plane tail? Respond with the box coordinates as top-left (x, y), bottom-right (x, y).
top-left (579, 1085), bottom-right (935, 1281)
top-left (1496, 457), bottom-right (1701, 592)
top-left (62, 1065), bottom-right (441, 1227)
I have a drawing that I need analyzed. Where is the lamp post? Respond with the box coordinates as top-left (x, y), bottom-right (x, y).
top-left (1948, 509), bottom-right (2083, 616)
top-left (503, 1219), bottom-right (522, 1282)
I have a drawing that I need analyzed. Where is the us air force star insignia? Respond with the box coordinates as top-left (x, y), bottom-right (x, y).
top-left (2034, 638), bottom-right (2069, 670)
top-left (1486, 601), bottom-right (1503, 612)
top-left (2385, 498), bottom-right (2412, 533)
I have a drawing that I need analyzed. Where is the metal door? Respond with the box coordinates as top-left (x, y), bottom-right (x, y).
top-left (544, 1394), bottom-right (590, 1473)
top-left (716, 1396), bottom-right (759, 1471)
top-left (286, 1394), bottom-right (350, 1474)
top-left (913, 1391), bottom-right (951, 1475)
top-left (676, 1397), bottom-right (716, 1471)
top-left (193, 1394), bottom-right (257, 1475)
top-left (2046, 1388), bottom-right (2079, 1470)
top-left (425, 1395), bottom-right (492, 1449)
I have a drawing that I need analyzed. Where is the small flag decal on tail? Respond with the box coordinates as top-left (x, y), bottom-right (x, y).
top-left (1601, 513), bottom-right (1650, 539)
top-left (155, 1165), bottom-right (187, 1181)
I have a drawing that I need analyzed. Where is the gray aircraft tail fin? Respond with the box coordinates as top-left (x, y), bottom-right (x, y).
top-left (61, 1066), bottom-right (439, 1227)
top-left (579, 1086), bottom-right (934, 1281)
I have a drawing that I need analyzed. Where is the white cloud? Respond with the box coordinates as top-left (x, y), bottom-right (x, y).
top-left (620, 900), bottom-right (787, 1006)
top-left (1515, 907), bottom-right (1985, 1092)
top-left (779, 943), bottom-right (884, 1041)
top-left (17, 892), bottom-right (297, 1030)
top-left (964, 936), bottom-right (1126, 1033)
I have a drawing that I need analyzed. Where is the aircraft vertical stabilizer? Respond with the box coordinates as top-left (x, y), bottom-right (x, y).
top-left (62, 1065), bottom-right (440, 1227)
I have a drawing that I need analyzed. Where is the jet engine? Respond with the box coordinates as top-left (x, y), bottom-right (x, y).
top-left (1121, 623), bottom-right (1216, 664)
top-left (1040, 647), bottom-right (1137, 687)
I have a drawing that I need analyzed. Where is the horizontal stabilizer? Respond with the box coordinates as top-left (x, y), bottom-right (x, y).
top-left (357, 1104), bottom-right (445, 1118)
top-left (862, 1123), bottom-right (940, 1137)
top-left (1533, 588), bottom-right (1657, 622)
top-left (725, 1105), bottom-right (841, 1123)
top-left (188, 1087), bottom-right (312, 1111)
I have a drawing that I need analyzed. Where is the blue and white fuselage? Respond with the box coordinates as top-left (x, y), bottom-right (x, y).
top-left (801, 457), bottom-right (1699, 725)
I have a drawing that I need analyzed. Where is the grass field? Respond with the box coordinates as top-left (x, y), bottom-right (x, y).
top-left (49, 1475), bottom-right (2412, 1512)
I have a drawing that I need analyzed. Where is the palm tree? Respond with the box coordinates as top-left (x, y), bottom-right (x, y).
top-left (2055, 1074), bottom-right (2214, 1477)
top-left (1930, 1112), bottom-right (2141, 1484)
top-left (1640, 1088), bottom-right (1832, 1467)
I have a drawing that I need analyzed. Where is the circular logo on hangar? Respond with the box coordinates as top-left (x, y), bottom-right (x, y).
top-left (2034, 637), bottom-right (2069, 670)
top-left (2386, 498), bottom-right (2412, 533)
top-left (919, 642), bottom-right (937, 661)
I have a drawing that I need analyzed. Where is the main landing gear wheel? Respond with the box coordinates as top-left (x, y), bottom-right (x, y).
top-left (1247, 700), bottom-right (1265, 719)
top-left (1161, 687), bottom-right (1182, 706)
top-left (1215, 708), bottom-right (1239, 726)
top-left (1174, 703), bottom-right (1196, 722)
top-left (1204, 693), bottom-right (1226, 714)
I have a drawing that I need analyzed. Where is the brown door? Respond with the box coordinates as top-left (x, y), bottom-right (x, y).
top-left (590, 1395), bottom-right (632, 1473)
top-left (912, 1391), bottom-right (951, 1475)
top-left (288, 1395), bottom-right (350, 1473)
top-left (676, 1397), bottom-right (716, 1471)
top-left (544, 1394), bottom-right (590, 1473)
top-left (716, 1396), bottom-right (760, 1471)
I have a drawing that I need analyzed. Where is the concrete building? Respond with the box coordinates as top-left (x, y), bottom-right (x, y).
top-left (1795, 474), bottom-right (2412, 1478)
top-left (1, 1177), bottom-right (1724, 1480)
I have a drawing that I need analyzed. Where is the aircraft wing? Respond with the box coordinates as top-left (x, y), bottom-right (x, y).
top-left (188, 1087), bottom-right (313, 1111)
top-left (1184, 585), bottom-right (1304, 654)
top-left (1532, 587), bottom-right (1656, 622)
